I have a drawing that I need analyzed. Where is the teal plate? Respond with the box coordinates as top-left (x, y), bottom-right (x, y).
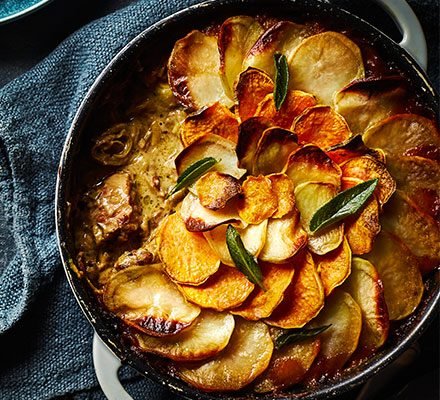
top-left (0, 0), bottom-right (53, 24)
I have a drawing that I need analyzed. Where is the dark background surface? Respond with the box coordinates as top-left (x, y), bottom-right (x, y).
top-left (0, 0), bottom-right (438, 399)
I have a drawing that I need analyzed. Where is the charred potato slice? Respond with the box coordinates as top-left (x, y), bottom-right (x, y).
top-left (103, 265), bottom-right (201, 336)
top-left (178, 319), bottom-right (273, 391)
top-left (133, 311), bottom-right (235, 361)
top-left (267, 173), bottom-right (295, 218)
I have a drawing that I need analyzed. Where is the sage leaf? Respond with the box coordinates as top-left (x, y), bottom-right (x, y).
top-left (275, 325), bottom-right (331, 350)
top-left (167, 157), bottom-right (218, 198)
top-left (274, 53), bottom-right (289, 110)
top-left (310, 178), bottom-right (379, 233)
top-left (226, 224), bottom-right (266, 290)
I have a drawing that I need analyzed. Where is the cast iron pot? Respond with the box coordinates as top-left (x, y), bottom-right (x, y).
top-left (55, 0), bottom-right (440, 398)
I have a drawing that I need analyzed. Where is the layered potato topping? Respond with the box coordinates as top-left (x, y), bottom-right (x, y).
top-left (73, 15), bottom-right (439, 394)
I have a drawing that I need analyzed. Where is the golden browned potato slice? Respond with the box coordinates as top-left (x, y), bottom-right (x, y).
top-left (237, 175), bottom-right (278, 224)
top-left (133, 311), bottom-right (235, 361)
top-left (340, 156), bottom-right (396, 206)
top-left (305, 290), bottom-right (362, 381)
top-left (178, 319), bottom-right (273, 391)
top-left (259, 209), bottom-right (307, 263)
top-left (175, 134), bottom-right (246, 179)
top-left (343, 258), bottom-right (389, 352)
top-left (294, 182), bottom-right (344, 255)
top-left (253, 127), bottom-right (298, 175)
top-left (232, 262), bottom-right (295, 320)
top-left (243, 21), bottom-right (313, 79)
top-left (194, 171), bottom-right (242, 210)
top-left (292, 105), bottom-right (352, 149)
top-left (180, 103), bottom-right (239, 146)
top-left (266, 251), bottom-right (324, 328)
top-left (289, 31), bottom-right (365, 105)
top-left (158, 213), bottom-right (220, 285)
top-left (204, 221), bottom-right (268, 266)
top-left (365, 231), bottom-right (424, 320)
top-left (334, 77), bottom-right (407, 135)
top-left (363, 114), bottom-right (440, 157)
top-left (103, 265), bottom-right (201, 336)
top-left (267, 173), bottom-right (295, 218)
top-left (284, 145), bottom-right (342, 188)
top-left (314, 237), bottom-right (351, 296)
top-left (178, 265), bottom-right (255, 311)
top-left (236, 67), bottom-right (274, 121)
top-left (168, 30), bottom-right (232, 110)
top-left (218, 16), bottom-right (264, 99)
top-left (254, 90), bottom-right (317, 129)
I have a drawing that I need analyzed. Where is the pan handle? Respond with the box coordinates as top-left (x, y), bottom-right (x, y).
top-left (373, 0), bottom-right (427, 70)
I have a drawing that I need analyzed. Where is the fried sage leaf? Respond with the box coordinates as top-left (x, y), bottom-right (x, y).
top-left (275, 325), bottom-right (331, 350)
top-left (226, 224), bottom-right (266, 290)
top-left (274, 53), bottom-right (289, 110)
top-left (167, 157), bottom-right (217, 198)
top-left (310, 178), bottom-right (378, 233)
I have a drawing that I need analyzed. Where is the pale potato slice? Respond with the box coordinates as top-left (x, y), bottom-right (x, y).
top-left (133, 311), bottom-right (235, 361)
top-left (103, 264), bottom-right (201, 336)
top-left (175, 134), bottom-right (246, 179)
top-left (284, 145), bottom-right (342, 188)
top-left (363, 113), bottom-right (440, 157)
top-left (158, 213), bottom-right (220, 285)
top-left (343, 258), bottom-right (389, 352)
top-left (168, 30), bottom-right (232, 110)
top-left (292, 105), bottom-right (352, 149)
top-left (334, 77), bottom-right (407, 134)
top-left (237, 175), bottom-right (278, 224)
top-left (180, 192), bottom-right (240, 232)
top-left (194, 171), bottom-right (242, 210)
top-left (178, 319), bottom-right (273, 391)
top-left (266, 251), bottom-right (325, 328)
top-left (218, 16), bottom-right (264, 99)
top-left (294, 182), bottom-right (344, 255)
top-left (314, 237), bottom-right (352, 296)
top-left (305, 290), bottom-right (362, 381)
top-left (259, 209), bottom-right (307, 263)
top-left (204, 221), bottom-right (268, 266)
top-left (365, 231), bottom-right (424, 320)
top-left (178, 265), bottom-right (255, 311)
top-left (236, 67), bottom-right (274, 121)
top-left (232, 262), bottom-right (295, 320)
top-left (340, 156), bottom-right (396, 206)
top-left (180, 102), bottom-right (239, 146)
top-left (289, 31), bottom-right (365, 105)
top-left (253, 127), bottom-right (298, 175)
top-left (267, 173), bottom-right (295, 218)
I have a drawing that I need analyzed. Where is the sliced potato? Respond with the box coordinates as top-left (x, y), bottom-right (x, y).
top-left (168, 30), bottom-right (232, 110)
top-left (204, 221), bottom-right (268, 266)
top-left (267, 173), bottom-right (295, 218)
top-left (253, 127), bottom-right (298, 175)
top-left (259, 209), bottom-right (307, 263)
top-left (343, 258), bottom-right (389, 352)
top-left (178, 319), bottom-right (273, 391)
top-left (237, 175), bottom-right (278, 224)
top-left (103, 265), bottom-right (201, 336)
top-left (365, 231), bottom-right (424, 320)
top-left (292, 106), bottom-right (352, 149)
top-left (218, 16), bottom-right (264, 99)
top-left (294, 182), bottom-right (344, 255)
top-left (133, 311), bottom-right (234, 361)
top-left (194, 171), bottom-right (242, 210)
top-left (178, 265), bottom-right (255, 311)
top-left (266, 251), bottom-right (325, 328)
top-left (314, 237), bottom-right (351, 296)
top-left (236, 67), bottom-right (274, 121)
top-left (232, 262), bottom-right (295, 320)
top-left (334, 77), bottom-right (407, 134)
top-left (158, 213), bottom-right (220, 285)
top-left (289, 31), bottom-right (365, 105)
top-left (175, 134), bottom-right (246, 179)
top-left (180, 103), bottom-right (239, 146)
